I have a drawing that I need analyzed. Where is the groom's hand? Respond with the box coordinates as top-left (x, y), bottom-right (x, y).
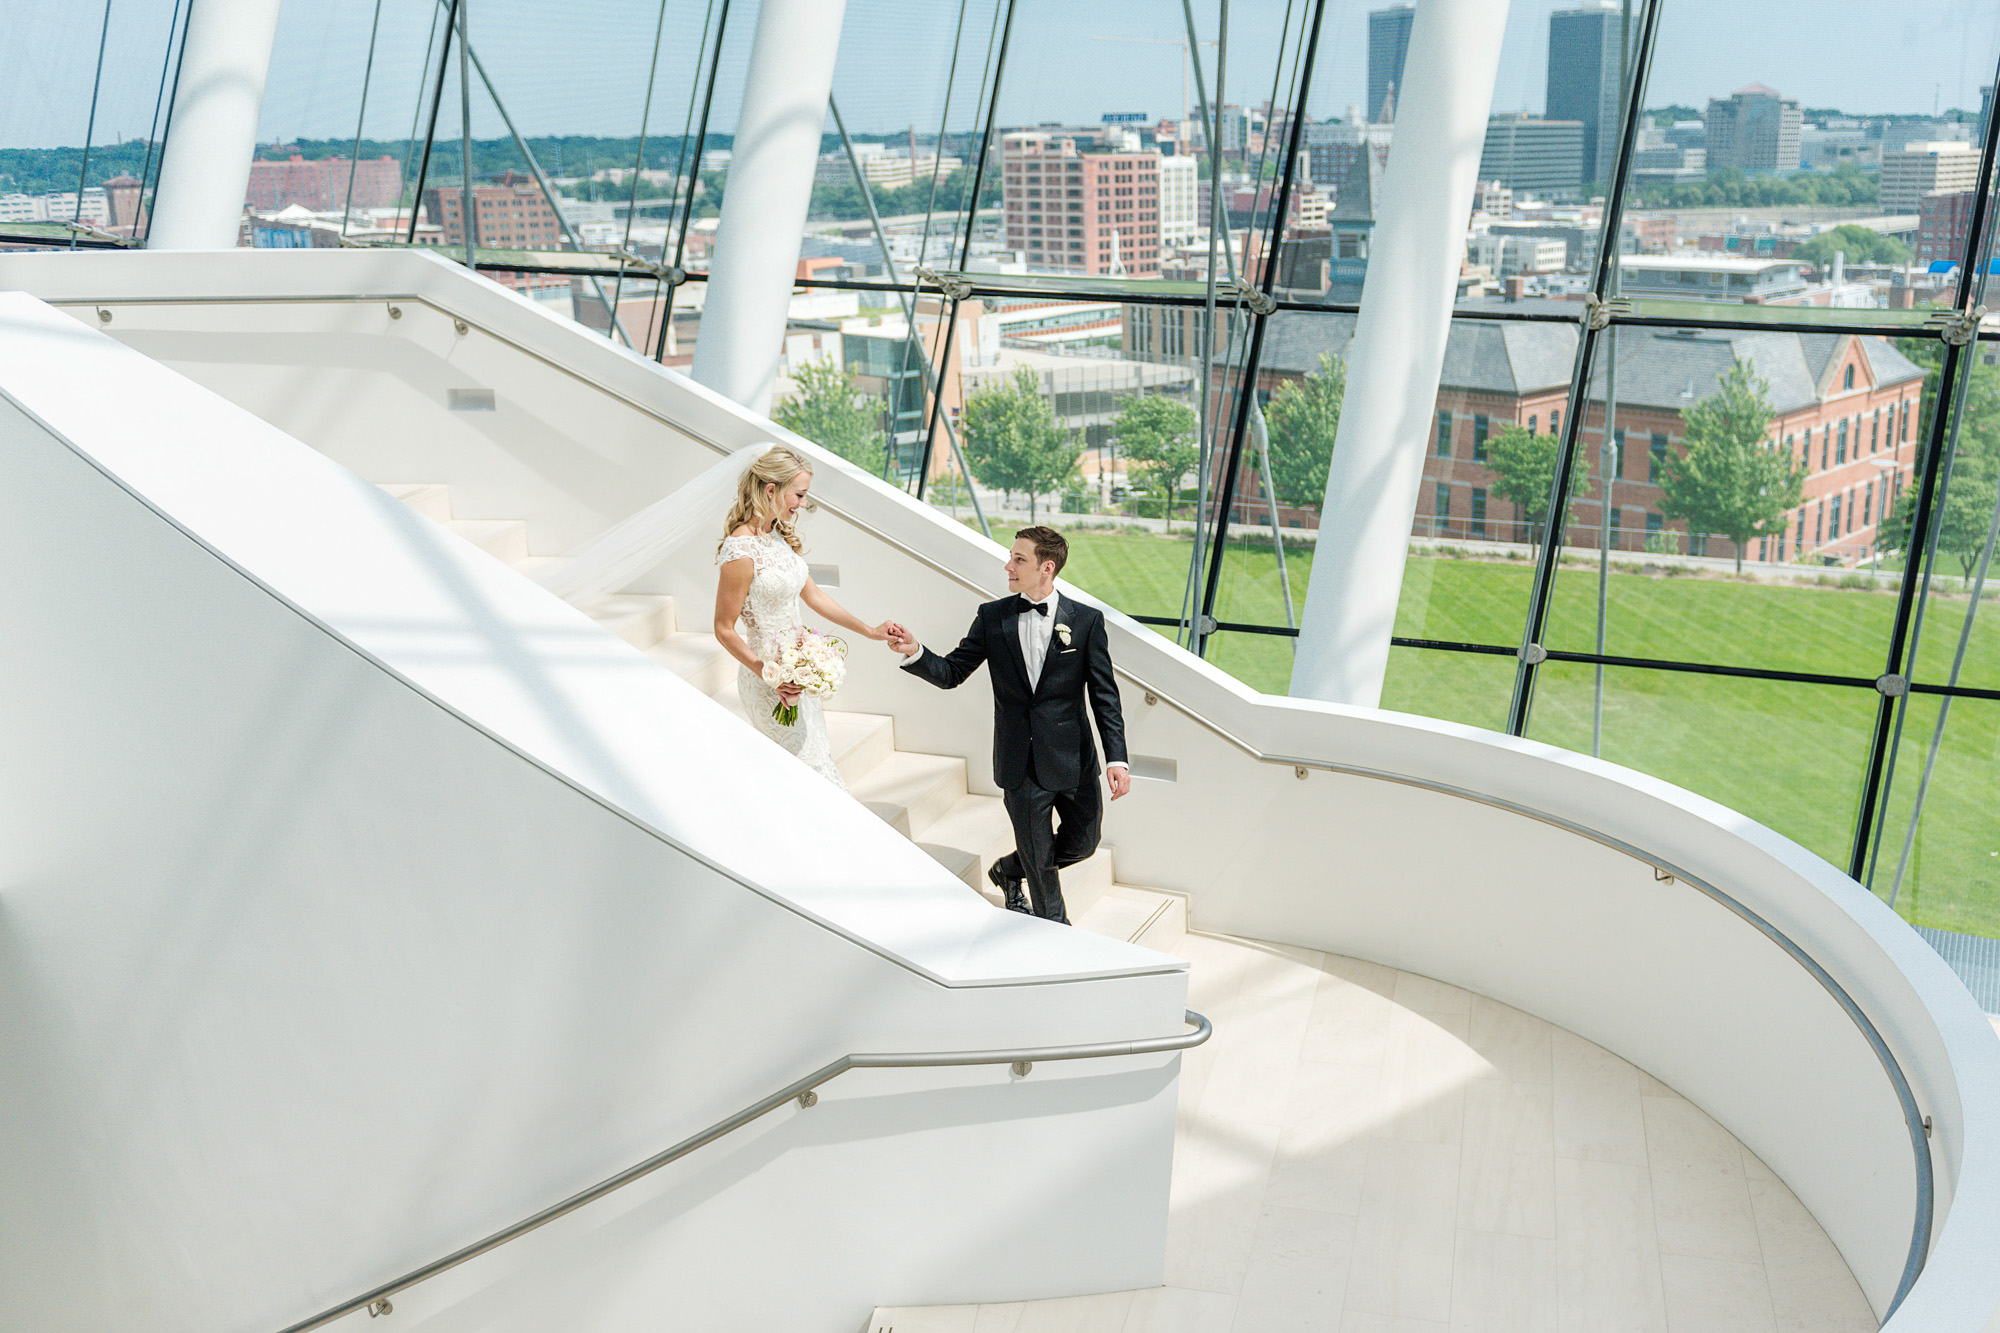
top-left (1108, 766), bottom-right (1132, 800)
top-left (886, 628), bottom-right (922, 657)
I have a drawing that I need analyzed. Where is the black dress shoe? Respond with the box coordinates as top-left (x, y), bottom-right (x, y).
top-left (988, 861), bottom-right (1031, 914)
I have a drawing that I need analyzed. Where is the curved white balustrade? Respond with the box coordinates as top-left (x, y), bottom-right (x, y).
top-left (4, 248), bottom-right (2000, 1329)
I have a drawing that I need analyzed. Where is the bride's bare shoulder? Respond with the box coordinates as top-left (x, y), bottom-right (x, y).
top-left (727, 523), bottom-right (761, 539)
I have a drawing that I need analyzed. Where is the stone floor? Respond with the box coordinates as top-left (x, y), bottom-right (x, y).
top-left (872, 902), bottom-right (1878, 1333)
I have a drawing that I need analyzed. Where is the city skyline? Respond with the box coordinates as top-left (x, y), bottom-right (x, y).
top-left (9, 0), bottom-right (2000, 153)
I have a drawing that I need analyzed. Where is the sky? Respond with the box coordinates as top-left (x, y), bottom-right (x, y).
top-left (7, 0), bottom-right (2000, 155)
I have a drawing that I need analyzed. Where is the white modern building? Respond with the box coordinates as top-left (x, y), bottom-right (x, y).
top-left (1157, 154), bottom-right (1199, 247)
top-left (5, 3), bottom-right (2000, 1333)
top-left (0, 187), bottom-right (113, 225)
top-left (1881, 142), bottom-right (1982, 214)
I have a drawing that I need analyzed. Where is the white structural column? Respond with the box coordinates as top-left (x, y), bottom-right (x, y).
top-left (146, 0), bottom-right (285, 250)
top-left (690, 0), bottom-right (850, 416)
top-left (1289, 0), bottom-right (1513, 706)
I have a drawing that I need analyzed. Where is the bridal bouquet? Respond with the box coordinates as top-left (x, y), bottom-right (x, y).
top-left (762, 629), bottom-right (848, 726)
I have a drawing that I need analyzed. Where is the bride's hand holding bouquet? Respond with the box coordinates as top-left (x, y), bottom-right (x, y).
top-left (762, 629), bottom-right (848, 726)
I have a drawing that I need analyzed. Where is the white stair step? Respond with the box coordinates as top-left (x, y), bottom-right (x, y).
top-left (825, 710), bottom-right (896, 784)
top-left (867, 1310), bottom-right (966, 1333)
top-left (1078, 884), bottom-right (1186, 948)
top-left (1060, 848), bottom-right (1116, 921)
top-left (848, 750), bottom-right (967, 840)
top-left (445, 517), bottom-right (529, 564)
top-left (377, 481), bottom-right (453, 522)
top-left (583, 594), bottom-right (675, 650)
top-left (647, 630), bottom-right (737, 697)
top-left (914, 792), bottom-right (1014, 891)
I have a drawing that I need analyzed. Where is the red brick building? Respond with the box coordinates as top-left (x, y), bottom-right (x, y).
top-left (248, 153), bottom-right (401, 211)
top-left (1002, 131), bottom-right (1161, 277)
top-left (1221, 303), bottom-right (1926, 565)
top-left (423, 175), bottom-right (563, 250)
top-left (1917, 189), bottom-right (1977, 269)
top-left (423, 176), bottom-right (568, 298)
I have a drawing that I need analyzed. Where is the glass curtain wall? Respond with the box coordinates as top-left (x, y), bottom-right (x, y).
top-left (1, 0), bottom-right (189, 245)
top-left (14, 0), bottom-right (2000, 955)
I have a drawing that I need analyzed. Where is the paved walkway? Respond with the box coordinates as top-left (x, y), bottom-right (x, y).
top-left (874, 911), bottom-right (1876, 1332)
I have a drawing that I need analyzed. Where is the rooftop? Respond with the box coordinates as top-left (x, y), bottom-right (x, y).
top-left (1618, 253), bottom-right (1805, 274)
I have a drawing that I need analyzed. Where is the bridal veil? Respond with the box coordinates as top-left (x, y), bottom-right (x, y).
top-left (531, 442), bottom-right (777, 604)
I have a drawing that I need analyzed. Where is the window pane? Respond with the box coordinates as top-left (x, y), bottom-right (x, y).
top-left (1060, 530), bottom-right (1201, 627)
top-left (2, 1), bottom-right (184, 241)
top-left (1205, 311), bottom-right (1538, 645)
top-left (1203, 628), bottom-right (1296, 697)
top-left (818, 0), bottom-right (1005, 276)
top-left (991, 0), bottom-right (1308, 293)
top-left (254, 0), bottom-right (740, 341)
top-left (1527, 664), bottom-right (1875, 867)
top-left (1538, 324), bottom-right (1931, 675)
top-left (1868, 696), bottom-right (2000, 940)
top-left (1380, 646), bottom-right (1517, 732)
top-left (1617, 0), bottom-right (2000, 314)
top-left (1896, 340), bottom-right (2000, 692)
top-left (1196, 308), bottom-right (1531, 724)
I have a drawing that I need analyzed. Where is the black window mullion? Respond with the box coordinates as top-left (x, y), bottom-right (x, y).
top-left (1506, 0), bottom-right (1664, 737)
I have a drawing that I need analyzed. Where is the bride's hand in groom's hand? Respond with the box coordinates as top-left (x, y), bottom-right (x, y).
top-left (868, 619), bottom-right (902, 643)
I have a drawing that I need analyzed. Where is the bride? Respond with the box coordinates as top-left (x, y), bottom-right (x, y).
top-left (712, 445), bottom-right (901, 791)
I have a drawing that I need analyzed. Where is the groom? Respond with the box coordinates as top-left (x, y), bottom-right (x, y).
top-left (888, 526), bottom-right (1129, 925)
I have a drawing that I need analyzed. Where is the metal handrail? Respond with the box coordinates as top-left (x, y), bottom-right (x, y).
top-left (276, 1010), bottom-right (1211, 1333)
top-left (790, 495), bottom-right (1943, 1314)
top-left (49, 285), bottom-right (1939, 1317)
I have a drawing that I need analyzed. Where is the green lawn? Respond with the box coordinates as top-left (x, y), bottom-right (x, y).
top-left (1058, 528), bottom-right (2000, 937)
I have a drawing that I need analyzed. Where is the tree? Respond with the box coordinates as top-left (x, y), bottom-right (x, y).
top-left (1879, 472), bottom-right (1999, 581)
top-left (1263, 353), bottom-right (1347, 510)
top-left (1793, 224), bottom-right (1912, 272)
top-left (1655, 361), bottom-right (1804, 573)
top-left (1112, 393), bottom-right (1199, 531)
top-left (771, 359), bottom-right (886, 477)
top-left (961, 366), bottom-right (1079, 520)
top-left (1629, 162), bottom-right (1878, 211)
top-left (1484, 423), bottom-right (1588, 561)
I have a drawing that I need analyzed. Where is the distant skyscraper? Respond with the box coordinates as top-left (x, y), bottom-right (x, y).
top-left (1704, 84), bottom-right (1802, 176)
top-left (1477, 114), bottom-right (1586, 197)
top-left (1547, 3), bottom-right (1624, 189)
top-left (1367, 6), bottom-right (1414, 125)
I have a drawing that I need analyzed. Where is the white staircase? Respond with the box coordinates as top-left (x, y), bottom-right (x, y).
top-left (382, 482), bottom-right (1876, 1333)
top-left (383, 481), bottom-right (1147, 935)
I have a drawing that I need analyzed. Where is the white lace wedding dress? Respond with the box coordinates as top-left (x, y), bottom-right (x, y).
top-left (718, 531), bottom-right (848, 791)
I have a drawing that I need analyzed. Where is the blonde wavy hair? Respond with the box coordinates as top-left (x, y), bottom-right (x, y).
top-left (719, 444), bottom-right (812, 555)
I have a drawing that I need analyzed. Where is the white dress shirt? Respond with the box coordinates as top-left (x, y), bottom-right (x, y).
top-left (1017, 589), bottom-right (1059, 690)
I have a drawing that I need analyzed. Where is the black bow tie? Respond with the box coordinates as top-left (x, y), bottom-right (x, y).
top-left (1016, 596), bottom-right (1050, 617)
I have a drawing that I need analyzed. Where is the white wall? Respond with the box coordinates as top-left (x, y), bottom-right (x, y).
top-left (0, 290), bottom-right (1186, 1333)
top-left (5, 249), bottom-right (2000, 1329)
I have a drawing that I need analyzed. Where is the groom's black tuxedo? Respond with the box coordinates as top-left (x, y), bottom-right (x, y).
top-left (902, 593), bottom-right (1127, 923)
top-left (902, 594), bottom-right (1127, 790)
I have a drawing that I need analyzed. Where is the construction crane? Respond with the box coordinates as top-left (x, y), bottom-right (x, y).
top-left (1090, 34), bottom-right (1216, 153)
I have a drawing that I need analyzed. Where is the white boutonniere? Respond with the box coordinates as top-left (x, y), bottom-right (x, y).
top-left (1054, 622), bottom-right (1072, 647)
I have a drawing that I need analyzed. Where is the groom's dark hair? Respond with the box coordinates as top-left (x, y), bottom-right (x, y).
top-left (1017, 525), bottom-right (1068, 576)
